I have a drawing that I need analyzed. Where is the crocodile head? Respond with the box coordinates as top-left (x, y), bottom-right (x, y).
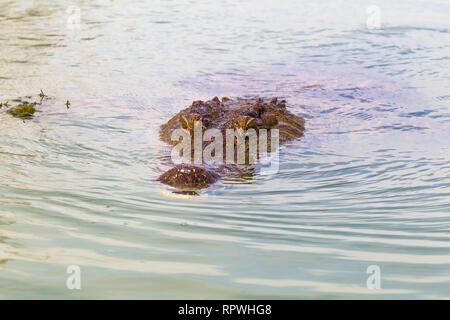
top-left (158, 96), bottom-right (305, 190)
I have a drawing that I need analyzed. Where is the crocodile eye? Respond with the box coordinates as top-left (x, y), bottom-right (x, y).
top-left (180, 114), bottom-right (203, 130)
top-left (233, 116), bottom-right (255, 130)
top-left (180, 115), bottom-right (189, 129)
top-left (246, 117), bottom-right (256, 129)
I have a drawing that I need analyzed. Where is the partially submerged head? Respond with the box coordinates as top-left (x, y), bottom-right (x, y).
top-left (160, 96), bottom-right (304, 144)
top-left (158, 96), bottom-right (305, 190)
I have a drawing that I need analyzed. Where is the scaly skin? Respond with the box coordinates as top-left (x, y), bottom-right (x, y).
top-left (158, 97), bottom-right (305, 190)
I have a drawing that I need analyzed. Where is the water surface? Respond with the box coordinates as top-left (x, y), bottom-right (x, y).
top-left (0, 0), bottom-right (449, 299)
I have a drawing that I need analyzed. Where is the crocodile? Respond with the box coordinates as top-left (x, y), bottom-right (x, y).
top-left (157, 96), bottom-right (305, 190)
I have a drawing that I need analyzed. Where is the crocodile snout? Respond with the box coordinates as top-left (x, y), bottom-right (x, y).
top-left (158, 165), bottom-right (219, 190)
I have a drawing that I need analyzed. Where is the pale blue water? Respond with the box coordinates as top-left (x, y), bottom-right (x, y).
top-left (0, 0), bottom-right (449, 299)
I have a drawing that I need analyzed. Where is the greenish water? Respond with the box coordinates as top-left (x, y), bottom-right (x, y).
top-left (0, 0), bottom-right (449, 299)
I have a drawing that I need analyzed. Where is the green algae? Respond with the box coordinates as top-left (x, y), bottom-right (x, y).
top-left (2, 91), bottom-right (71, 121)
top-left (1, 90), bottom-right (52, 120)
top-left (6, 102), bottom-right (41, 119)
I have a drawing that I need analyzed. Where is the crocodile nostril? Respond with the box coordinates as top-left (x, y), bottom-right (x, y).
top-left (158, 165), bottom-right (219, 190)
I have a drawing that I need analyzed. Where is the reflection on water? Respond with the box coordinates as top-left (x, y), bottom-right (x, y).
top-left (1, 0), bottom-right (450, 298)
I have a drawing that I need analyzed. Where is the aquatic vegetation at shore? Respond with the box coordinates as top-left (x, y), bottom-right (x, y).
top-left (39, 89), bottom-right (47, 104)
top-left (6, 102), bottom-right (41, 119)
top-left (0, 90), bottom-right (70, 120)
top-left (2, 92), bottom-right (43, 119)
